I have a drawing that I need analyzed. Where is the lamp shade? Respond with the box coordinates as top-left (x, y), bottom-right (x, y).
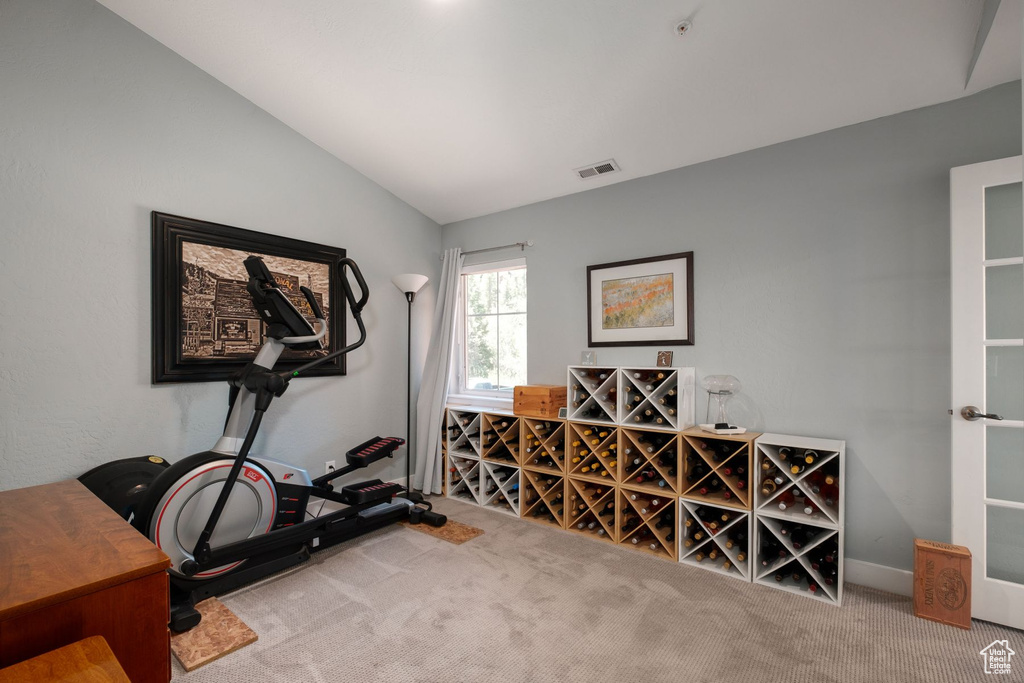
top-left (392, 273), bottom-right (429, 294)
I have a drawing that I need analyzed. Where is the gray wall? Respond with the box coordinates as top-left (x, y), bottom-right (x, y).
top-left (443, 81), bottom-right (1022, 570)
top-left (0, 0), bottom-right (441, 490)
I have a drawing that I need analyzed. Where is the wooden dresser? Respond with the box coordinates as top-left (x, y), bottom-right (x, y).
top-left (0, 480), bottom-right (171, 683)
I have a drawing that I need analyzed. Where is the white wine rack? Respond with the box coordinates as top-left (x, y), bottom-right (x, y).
top-left (479, 462), bottom-right (521, 517)
top-left (447, 408), bottom-right (483, 459)
top-left (447, 454), bottom-right (482, 504)
top-left (619, 367), bottom-right (696, 431)
top-left (445, 407), bottom-right (522, 516)
top-left (753, 433), bottom-right (845, 605)
top-left (567, 365), bottom-right (696, 429)
top-left (567, 366), bottom-right (619, 423)
top-left (754, 518), bottom-right (841, 604)
top-left (679, 501), bottom-right (751, 581)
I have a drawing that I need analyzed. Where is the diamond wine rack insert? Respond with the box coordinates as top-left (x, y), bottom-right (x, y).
top-left (521, 470), bottom-right (566, 529)
top-left (566, 478), bottom-right (617, 543)
top-left (680, 427), bottom-right (759, 510)
top-left (752, 433), bottom-right (845, 605)
top-left (679, 500), bottom-right (751, 581)
top-left (567, 422), bottom-right (618, 483)
top-left (482, 414), bottom-right (521, 466)
top-left (618, 488), bottom-right (677, 560)
top-left (522, 418), bottom-right (566, 472)
top-left (567, 366), bottom-right (697, 430)
top-left (567, 366), bottom-right (619, 423)
top-left (620, 428), bottom-right (679, 495)
top-left (479, 462), bottom-right (521, 517)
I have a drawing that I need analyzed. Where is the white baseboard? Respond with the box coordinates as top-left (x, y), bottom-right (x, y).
top-left (845, 558), bottom-right (913, 597)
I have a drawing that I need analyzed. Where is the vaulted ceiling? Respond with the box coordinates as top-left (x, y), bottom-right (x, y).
top-left (98, 0), bottom-right (1021, 225)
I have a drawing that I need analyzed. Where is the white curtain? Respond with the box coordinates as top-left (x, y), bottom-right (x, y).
top-left (414, 248), bottom-right (464, 493)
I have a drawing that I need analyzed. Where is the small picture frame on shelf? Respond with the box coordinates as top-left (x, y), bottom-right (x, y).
top-left (580, 351), bottom-right (596, 365)
top-left (656, 351), bottom-right (673, 367)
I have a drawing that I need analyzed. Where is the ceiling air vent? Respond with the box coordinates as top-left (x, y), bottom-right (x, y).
top-left (575, 159), bottom-right (620, 180)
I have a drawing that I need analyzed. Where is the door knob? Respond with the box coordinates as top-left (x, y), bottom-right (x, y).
top-left (961, 406), bottom-right (1004, 421)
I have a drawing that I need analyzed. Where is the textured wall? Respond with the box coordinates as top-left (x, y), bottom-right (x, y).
top-left (0, 0), bottom-right (441, 490)
top-left (443, 81), bottom-right (1022, 570)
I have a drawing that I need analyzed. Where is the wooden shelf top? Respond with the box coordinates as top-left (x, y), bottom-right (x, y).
top-left (447, 404), bottom-right (517, 417)
top-left (0, 480), bottom-right (170, 621)
top-left (681, 426), bottom-right (762, 442)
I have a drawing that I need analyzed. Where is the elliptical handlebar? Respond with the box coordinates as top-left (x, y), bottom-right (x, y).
top-left (278, 257), bottom-right (369, 380)
top-left (339, 257), bottom-right (368, 314)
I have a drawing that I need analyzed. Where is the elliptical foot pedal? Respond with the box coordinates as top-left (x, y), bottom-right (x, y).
top-left (345, 436), bottom-right (405, 468)
top-left (339, 479), bottom-right (405, 505)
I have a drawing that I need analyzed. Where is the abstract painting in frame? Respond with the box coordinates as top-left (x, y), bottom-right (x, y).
top-left (587, 251), bottom-right (694, 347)
top-left (152, 212), bottom-right (347, 383)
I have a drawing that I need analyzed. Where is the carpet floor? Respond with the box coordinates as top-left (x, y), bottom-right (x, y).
top-left (172, 497), bottom-right (1022, 683)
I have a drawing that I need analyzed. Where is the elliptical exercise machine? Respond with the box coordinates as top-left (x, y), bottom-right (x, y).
top-left (80, 254), bottom-right (444, 631)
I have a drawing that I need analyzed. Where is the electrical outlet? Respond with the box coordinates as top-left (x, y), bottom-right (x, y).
top-left (325, 460), bottom-right (336, 475)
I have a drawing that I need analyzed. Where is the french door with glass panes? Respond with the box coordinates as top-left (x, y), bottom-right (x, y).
top-left (950, 156), bottom-right (1024, 629)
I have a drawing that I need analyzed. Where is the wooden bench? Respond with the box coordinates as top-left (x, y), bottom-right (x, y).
top-left (0, 636), bottom-right (129, 682)
top-left (0, 480), bottom-right (172, 682)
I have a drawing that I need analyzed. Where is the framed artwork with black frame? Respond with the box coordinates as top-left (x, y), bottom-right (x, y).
top-left (152, 212), bottom-right (347, 383)
top-left (586, 251), bottom-right (694, 347)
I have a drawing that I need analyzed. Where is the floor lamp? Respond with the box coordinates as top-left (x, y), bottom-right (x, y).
top-left (392, 274), bottom-right (429, 493)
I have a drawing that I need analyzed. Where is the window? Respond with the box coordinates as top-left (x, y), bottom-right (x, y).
top-left (454, 259), bottom-right (527, 398)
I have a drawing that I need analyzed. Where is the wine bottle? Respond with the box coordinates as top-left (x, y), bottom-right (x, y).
top-left (630, 528), bottom-right (652, 545)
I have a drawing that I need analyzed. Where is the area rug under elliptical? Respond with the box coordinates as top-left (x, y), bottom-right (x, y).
top-left (400, 519), bottom-right (484, 545)
top-left (170, 598), bottom-right (258, 672)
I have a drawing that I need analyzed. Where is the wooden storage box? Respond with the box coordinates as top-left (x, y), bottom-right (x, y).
top-left (913, 538), bottom-right (972, 629)
top-left (513, 385), bottom-right (567, 418)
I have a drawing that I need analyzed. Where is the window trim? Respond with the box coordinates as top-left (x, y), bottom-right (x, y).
top-left (449, 257), bottom-right (527, 405)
